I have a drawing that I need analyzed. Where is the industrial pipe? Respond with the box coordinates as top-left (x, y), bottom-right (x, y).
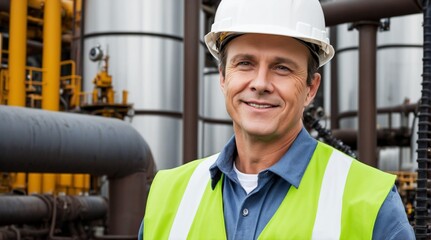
top-left (321, 0), bottom-right (422, 27)
top-left (0, 106), bottom-right (152, 177)
top-left (0, 105), bottom-right (155, 235)
top-left (183, 0), bottom-right (201, 163)
top-left (337, 103), bottom-right (418, 120)
top-left (41, 0), bottom-right (62, 194)
top-left (8, 0), bottom-right (27, 107)
top-left (8, 0), bottom-right (28, 191)
top-left (357, 22), bottom-right (379, 167)
top-left (0, 195), bottom-right (107, 226)
top-left (332, 128), bottom-right (412, 149)
top-left (41, 0), bottom-right (61, 112)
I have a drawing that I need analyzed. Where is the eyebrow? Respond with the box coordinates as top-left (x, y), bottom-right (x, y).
top-left (229, 54), bottom-right (255, 64)
top-left (273, 56), bottom-right (301, 70)
top-left (229, 54), bottom-right (301, 70)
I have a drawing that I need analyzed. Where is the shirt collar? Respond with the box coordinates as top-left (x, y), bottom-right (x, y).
top-left (209, 127), bottom-right (317, 189)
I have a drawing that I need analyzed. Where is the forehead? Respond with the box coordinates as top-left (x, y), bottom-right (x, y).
top-left (226, 33), bottom-right (309, 64)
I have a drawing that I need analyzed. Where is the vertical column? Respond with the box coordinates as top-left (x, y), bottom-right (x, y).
top-left (357, 22), bottom-right (379, 167)
top-left (42, 0), bottom-right (62, 194)
top-left (330, 27), bottom-right (340, 130)
top-left (183, 0), bottom-right (200, 163)
top-left (9, 0), bottom-right (28, 191)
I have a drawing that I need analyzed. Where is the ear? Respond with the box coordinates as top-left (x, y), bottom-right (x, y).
top-left (304, 73), bottom-right (321, 106)
top-left (219, 66), bottom-right (227, 95)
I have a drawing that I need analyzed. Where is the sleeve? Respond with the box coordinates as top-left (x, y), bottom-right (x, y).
top-left (138, 220), bottom-right (144, 240)
top-left (372, 185), bottom-right (416, 240)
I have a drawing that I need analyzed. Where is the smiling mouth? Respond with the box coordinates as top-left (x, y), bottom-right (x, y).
top-left (246, 102), bottom-right (276, 109)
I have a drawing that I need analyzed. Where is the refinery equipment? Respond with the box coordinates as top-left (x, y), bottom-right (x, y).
top-left (0, 0), bottom-right (430, 239)
top-left (79, 45), bottom-right (133, 119)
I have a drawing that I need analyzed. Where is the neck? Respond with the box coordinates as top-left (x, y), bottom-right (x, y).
top-left (234, 123), bottom-right (303, 174)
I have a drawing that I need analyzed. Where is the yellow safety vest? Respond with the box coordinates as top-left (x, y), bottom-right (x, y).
top-left (144, 142), bottom-right (395, 240)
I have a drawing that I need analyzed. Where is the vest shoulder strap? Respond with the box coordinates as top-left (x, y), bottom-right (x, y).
top-left (169, 153), bottom-right (219, 239)
top-left (144, 154), bottom-right (218, 240)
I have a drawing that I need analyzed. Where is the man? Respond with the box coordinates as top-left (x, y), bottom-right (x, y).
top-left (140, 0), bottom-right (415, 239)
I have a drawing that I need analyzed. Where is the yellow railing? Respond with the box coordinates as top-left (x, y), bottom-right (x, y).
top-left (60, 60), bottom-right (82, 108)
top-left (25, 66), bottom-right (44, 108)
top-left (0, 69), bottom-right (8, 105)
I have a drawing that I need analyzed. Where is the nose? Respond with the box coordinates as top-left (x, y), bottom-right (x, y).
top-left (250, 66), bottom-right (274, 94)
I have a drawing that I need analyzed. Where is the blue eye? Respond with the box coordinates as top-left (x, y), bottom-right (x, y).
top-left (275, 65), bottom-right (290, 71)
top-left (238, 61), bottom-right (251, 66)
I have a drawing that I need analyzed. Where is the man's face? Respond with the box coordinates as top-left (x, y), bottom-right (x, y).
top-left (220, 33), bottom-right (320, 141)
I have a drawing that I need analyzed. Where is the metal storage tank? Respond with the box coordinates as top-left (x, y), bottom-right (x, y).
top-left (329, 13), bottom-right (422, 171)
top-left (199, 67), bottom-right (234, 157)
top-left (83, 0), bottom-right (184, 170)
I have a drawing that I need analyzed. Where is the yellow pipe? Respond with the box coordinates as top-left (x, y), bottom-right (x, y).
top-left (28, 174), bottom-right (42, 194)
top-left (41, 173), bottom-right (55, 194)
top-left (42, 0), bottom-right (61, 110)
top-left (58, 174), bottom-right (72, 194)
top-left (27, 15), bottom-right (44, 25)
top-left (0, 33), bottom-right (2, 71)
top-left (9, 0), bottom-right (28, 190)
top-left (84, 174), bottom-right (90, 193)
top-left (8, 0), bottom-right (27, 107)
top-left (73, 174), bottom-right (84, 195)
top-left (28, 0), bottom-right (75, 18)
top-left (42, 0), bottom-right (62, 194)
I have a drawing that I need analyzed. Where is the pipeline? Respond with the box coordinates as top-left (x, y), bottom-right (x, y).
top-left (416, 0), bottom-right (431, 238)
top-left (0, 105), bottom-right (155, 235)
top-left (0, 105), bottom-right (150, 178)
top-left (303, 105), bottom-right (357, 158)
top-left (0, 195), bottom-right (107, 226)
top-left (321, 0), bottom-right (422, 26)
top-left (0, 195), bottom-right (107, 240)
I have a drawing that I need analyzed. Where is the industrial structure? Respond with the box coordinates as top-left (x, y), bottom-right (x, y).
top-left (0, 0), bottom-right (429, 239)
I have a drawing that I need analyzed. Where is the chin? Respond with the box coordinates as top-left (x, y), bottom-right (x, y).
top-left (242, 124), bottom-right (278, 137)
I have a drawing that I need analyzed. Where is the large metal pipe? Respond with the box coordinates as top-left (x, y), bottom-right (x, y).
top-left (0, 195), bottom-right (107, 226)
top-left (0, 105), bottom-right (154, 234)
top-left (183, 0), bottom-right (201, 163)
top-left (8, 0), bottom-right (28, 191)
top-left (357, 23), bottom-right (379, 167)
top-left (108, 172), bottom-right (151, 235)
top-left (0, 106), bottom-right (152, 177)
top-left (321, 0), bottom-right (422, 27)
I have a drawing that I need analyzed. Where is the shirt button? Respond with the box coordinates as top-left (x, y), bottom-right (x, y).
top-left (242, 208), bottom-right (249, 217)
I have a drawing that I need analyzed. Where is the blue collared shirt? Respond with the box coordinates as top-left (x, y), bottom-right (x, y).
top-left (139, 128), bottom-right (415, 239)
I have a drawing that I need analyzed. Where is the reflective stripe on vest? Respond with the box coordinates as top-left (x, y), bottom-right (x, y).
top-left (312, 150), bottom-right (352, 239)
top-left (169, 153), bottom-right (219, 240)
top-left (169, 150), bottom-right (352, 239)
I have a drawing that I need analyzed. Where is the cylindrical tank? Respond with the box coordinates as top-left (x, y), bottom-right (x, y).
top-left (199, 68), bottom-right (234, 157)
top-left (328, 13), bottom-right (422, 170)
top-left (83, 0), bottom-right (184, 170)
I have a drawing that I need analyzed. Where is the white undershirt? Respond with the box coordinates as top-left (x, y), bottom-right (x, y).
top-left (233, 163), bottom-right (259, 194)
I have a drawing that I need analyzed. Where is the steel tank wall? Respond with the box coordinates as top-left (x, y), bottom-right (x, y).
top-left (83, 0), bottom-right (184, 170)
top-left (331, 14), bottom-right (422, 170)
top-left (199, 68), bottom-right (234, 157)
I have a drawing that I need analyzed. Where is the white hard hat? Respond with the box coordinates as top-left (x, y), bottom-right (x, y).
top-left (204, 0), bottom-right (335, 68)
